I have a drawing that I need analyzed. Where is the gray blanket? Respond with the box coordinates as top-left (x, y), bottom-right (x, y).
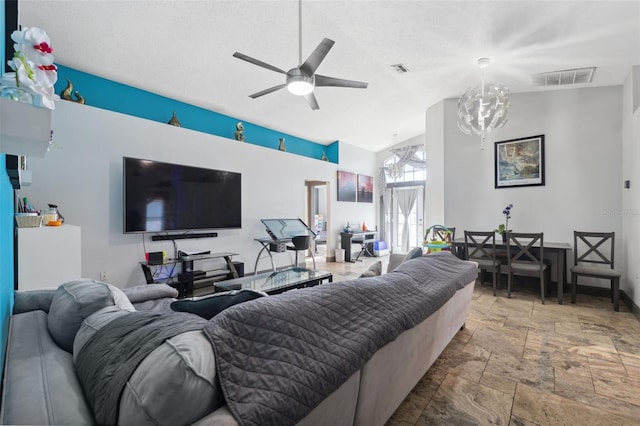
top-left (75, 311), bottom-right (207, 425)
top-left (203, 253), bottom-right (476, 426)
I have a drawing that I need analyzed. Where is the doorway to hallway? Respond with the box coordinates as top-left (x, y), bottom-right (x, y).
top-left (305, 180), bottom-right (331, 262)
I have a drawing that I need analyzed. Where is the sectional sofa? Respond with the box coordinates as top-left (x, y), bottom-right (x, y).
top-left (0, 252), bottom-right (476, 425)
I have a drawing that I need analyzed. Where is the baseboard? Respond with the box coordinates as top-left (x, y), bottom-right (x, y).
top-left (480, 272), bottom-right (640, 316)
top-left (572, 284), bottom-right (611, 298)
top-left (621, 291), bottom-right (640, 320)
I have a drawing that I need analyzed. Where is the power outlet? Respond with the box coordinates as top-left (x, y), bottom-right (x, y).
top-left (100, 271), bottom-right (109, 282)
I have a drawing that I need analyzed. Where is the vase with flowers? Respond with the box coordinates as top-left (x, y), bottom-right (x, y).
top-left (1, 27), bottom-right (59, 110)
top-left (495, 203), bottom-right (513, 243)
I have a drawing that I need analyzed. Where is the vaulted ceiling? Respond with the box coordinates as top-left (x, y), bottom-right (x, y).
top-left (17, 0), bottom-right (640, 152)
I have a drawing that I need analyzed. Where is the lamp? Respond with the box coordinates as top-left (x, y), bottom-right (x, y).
top-left (457, 58), bottom-right (509, 150)
top-left (287, 69), bottom-right (314, 96)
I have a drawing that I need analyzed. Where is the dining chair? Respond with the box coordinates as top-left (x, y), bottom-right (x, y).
top-left (570, 231), bottom-right (620, 311)
top-left (464, 231), bottom-right (501, 296)
top-left (506, 232), bottom-right (551, 304)
top-left (287, 235), bottom-right (316, 270)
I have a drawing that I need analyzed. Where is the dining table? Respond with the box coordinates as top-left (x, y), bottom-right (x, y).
top-left (452, 238), bottom-right (572, 304)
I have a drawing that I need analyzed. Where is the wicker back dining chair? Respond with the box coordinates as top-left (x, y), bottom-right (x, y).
top-left (506, 232), bottom-right (551, 304)
top-left (464, 231), bottom-right (501, 296)
top-left (570, 231), bottom-right (620, 311)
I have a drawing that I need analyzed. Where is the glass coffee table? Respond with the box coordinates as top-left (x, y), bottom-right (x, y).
top-left (214, 267), bottom-right (333, 295)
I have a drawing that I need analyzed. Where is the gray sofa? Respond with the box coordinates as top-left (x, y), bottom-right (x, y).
top-left (0, 252), bottom-right (476, 426)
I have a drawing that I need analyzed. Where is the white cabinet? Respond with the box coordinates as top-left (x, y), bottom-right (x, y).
top-left (17, 225), bottom-right (81, 290)
top-left (0, 98), bottom-right (52, 158)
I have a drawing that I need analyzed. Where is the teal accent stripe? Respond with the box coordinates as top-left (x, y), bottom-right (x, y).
top-left (0, 154), bottom-right (15, 383)
top-left (0, 1), bottom-right (14, 384)
top-left (54, 65), bottom-right (338, 163)
top-left (0, 0), bottom-right (4, 79)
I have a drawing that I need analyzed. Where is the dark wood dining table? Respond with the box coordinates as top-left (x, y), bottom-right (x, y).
top-left (452, 238), bottom-right (572, 304)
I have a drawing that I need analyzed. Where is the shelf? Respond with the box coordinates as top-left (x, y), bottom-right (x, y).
top-left (0, 98), bottom-right (52, 158)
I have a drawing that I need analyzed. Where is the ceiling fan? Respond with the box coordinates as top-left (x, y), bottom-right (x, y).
top-left (232, 0), bottom-right (368, 110)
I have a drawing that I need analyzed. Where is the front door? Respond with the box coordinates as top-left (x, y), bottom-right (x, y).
top-left (387, 185), bottom-right (424, 254)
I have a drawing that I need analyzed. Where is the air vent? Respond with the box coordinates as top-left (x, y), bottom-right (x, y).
top-left (532, 67), bottom-right (595, 86)
top-left (390, 63), bottom-right (410, 73)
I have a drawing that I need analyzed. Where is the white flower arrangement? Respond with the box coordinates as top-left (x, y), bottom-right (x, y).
top-left (3, 27), bottom-right (59, 110)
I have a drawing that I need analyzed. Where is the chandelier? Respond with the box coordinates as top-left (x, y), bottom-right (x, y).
top-left (457, 58), bottom-right (510, 150)
top-left (387, 162), bottom-right (404, 180)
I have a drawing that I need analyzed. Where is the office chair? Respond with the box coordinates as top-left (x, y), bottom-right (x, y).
top-left (570, 231), bottom-right (621, 311)
top-left (351, 234), bottom-right (375, 262)
top-left (287, 235), bottom-right (316, 270)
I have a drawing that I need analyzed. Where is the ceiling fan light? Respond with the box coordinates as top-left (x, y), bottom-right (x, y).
top-left (287, 79), bottom-right (314, 96)
top-left (287, 72), bottom-right (314, 96)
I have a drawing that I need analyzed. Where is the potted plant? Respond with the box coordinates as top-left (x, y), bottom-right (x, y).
top-left (495, 204), bottom-right (513, 243)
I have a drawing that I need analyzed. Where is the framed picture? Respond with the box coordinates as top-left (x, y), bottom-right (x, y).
top-left (337, 171), bottom-right (356, 202)
top-left (357, 174), bottom-right (373, 203)
top-left (495, 135), bottom-right (545, 188)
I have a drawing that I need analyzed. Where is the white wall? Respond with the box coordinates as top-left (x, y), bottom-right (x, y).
top-left (21, 101), bottom-right (376, 287)
top-left (428, 86), bottom-right (623, 289)
top-left (425, 102), bottom-right (445, 226)
top-left (622, 66), bottom-right (640, 306)
top-left (334, 141), bottom-right (377, 248)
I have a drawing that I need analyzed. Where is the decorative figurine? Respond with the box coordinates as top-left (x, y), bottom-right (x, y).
top-left (321, 152), bottom-right (329, 161)
top-left (234, 122), bottom-right (245, 141)
top-left (60, 78), bottom-right (86, 104)
top-left (278, 137), bottom-right (286, 152)
top-left (167, 112), bottom-right (181, 127)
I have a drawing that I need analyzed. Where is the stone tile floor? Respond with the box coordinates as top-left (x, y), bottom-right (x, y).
top-left (310, 254), bottom-right (640, 426)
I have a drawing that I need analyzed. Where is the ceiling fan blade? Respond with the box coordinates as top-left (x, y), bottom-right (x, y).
top-left (315, 74), bottom-right (368, 89)
top-left (233, 52), bottom-right (287, 74)
top-left (304, 92), bottom-right (320, 110)
top-left (249, 84), bottom-right (287, 98)
top-left (299, 38), bottom-right (335, 76)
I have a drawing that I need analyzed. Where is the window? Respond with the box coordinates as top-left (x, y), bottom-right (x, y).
top-left (383, 148), bottom-right (426, 183)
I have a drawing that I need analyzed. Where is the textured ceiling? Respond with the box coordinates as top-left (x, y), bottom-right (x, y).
top-left (16, 0), bottom-right (640, 152)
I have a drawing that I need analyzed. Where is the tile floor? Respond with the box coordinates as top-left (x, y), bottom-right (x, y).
top-left (309, 253), bottom-right (640, 426)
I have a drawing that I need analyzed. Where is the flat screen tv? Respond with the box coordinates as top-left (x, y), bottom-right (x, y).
top-left (123, 157), bottom-right (241, 233)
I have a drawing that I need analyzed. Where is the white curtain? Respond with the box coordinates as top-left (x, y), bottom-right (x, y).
top-left (396, 187), bottom-right (419, 252)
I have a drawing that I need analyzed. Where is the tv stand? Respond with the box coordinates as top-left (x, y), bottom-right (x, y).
top-left (143, 251), bottom-right (239, 298)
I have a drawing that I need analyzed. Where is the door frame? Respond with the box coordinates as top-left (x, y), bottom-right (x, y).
top-left (386, 182), bottom-right (425, 254)
top-left (305, 180), bottom-right (331, 262)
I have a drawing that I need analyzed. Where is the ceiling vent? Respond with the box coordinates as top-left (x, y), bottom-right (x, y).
top-left (390, 63), bottom-right (410, 74)
top-left (532, 67), bottom-right (595, 86)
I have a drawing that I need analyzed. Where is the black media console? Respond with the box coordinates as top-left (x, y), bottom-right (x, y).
top-left (143, 251), bottom-right (241, 298)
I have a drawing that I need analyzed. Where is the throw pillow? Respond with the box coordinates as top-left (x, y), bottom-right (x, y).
top-left (48, 280), bottom-right (135, 353)
top-left (403, 246), bottom-right (424, 262)
top-left (74, 306), bottom-right (223, 425)
top-left (119, 330), bottom-right (223, 425)
top-left (170, 289), bottom-right (266, 320)
top-left (359, 261), bottom-right (383, 278)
